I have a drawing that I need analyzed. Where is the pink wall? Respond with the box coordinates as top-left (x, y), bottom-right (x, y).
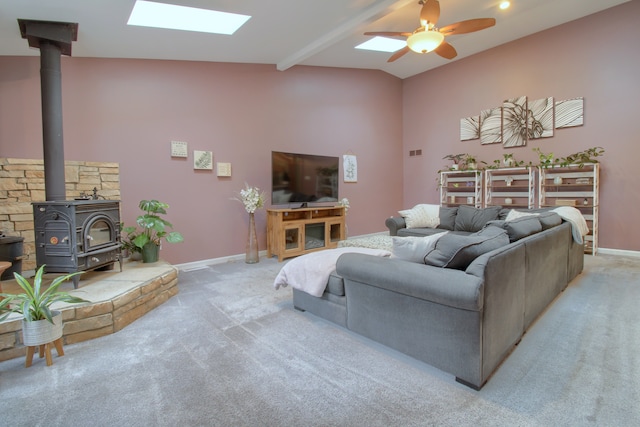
top-left (403, 1), bottom-right (640, 252)
top-left (0, 61), bottom-right (403, 264)
top-left (1, 1), bottom-right (638, 263)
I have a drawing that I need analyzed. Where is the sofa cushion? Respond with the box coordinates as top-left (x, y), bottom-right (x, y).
top-left (397, 228), bottom-right (450, 238)
top-left (538, 211), bottom-right (562, 230)
top-left (424, 225), bottom-right (509, 270)
top-left (326, 272), bottom-right (345, 296)
top-left (505, 209), bottom-right (538, 221)
top-left (391, 233), bottom-right (448, 264)
top-left (454, 205), bottom-right (502, 232)
top-left (437, 207), bottom-right (458, 230)
top-left (398, 204), bottom-right (440, 229)
top-left (488, 216), bottom-right (542, 242)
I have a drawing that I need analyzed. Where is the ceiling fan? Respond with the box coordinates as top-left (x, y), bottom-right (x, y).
top-left (364, 0), bottom-right (496, 62)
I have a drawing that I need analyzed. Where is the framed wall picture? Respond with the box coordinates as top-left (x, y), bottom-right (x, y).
top-left (170, 141), bottom-right (188, 158)
top-left (193, 151), bottom-right (213, 170)
top-left (343, 154), bottom-right (357, 183)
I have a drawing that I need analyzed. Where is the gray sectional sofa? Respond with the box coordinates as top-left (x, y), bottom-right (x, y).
top-left (292, 206), bottom-right (584, 390)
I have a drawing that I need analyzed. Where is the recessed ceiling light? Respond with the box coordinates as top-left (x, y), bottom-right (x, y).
top-left (127, 0), bottom-right (251, 35)
top-left (355, 37), bottom-right (406, 53)
top-left (499, 1), bottom-right (511, 10)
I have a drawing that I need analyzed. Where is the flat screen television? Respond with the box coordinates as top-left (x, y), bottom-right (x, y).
top-left (271, 151), bottom-right (339, 205)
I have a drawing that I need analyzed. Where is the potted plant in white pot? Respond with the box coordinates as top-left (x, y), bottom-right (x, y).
top-left (0, 266), bottom-right (89, 365)
top-left (129, 199), bottom-right (184, 263)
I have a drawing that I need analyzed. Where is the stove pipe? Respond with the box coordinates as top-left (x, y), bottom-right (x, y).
top-left (18, 19), bottom-right (78, 201)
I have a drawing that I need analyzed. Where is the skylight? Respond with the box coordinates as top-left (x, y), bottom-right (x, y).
top-left (127, 1), bottom-right (251, 35)
top-left (355, 37), bottom-right (406, 53)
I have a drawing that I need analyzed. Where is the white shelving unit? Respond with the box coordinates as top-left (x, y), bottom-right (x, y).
top-left (538, 163), bottom-right (600, 254)
top-left (484, 167), bottom-right (536, 209)
top-left (440, 170), bottom-right (483, 208)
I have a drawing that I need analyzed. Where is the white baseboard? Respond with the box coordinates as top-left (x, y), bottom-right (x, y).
top-left (597, 248), bottom-right (640, 258)
top-left (175, 232), bottom-right (390, 271)
top-left (176, 250), bottom-right (268, 271)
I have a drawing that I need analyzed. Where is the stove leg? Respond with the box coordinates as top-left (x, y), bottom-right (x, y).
top-left (72, 274), bottom-right (80, 289)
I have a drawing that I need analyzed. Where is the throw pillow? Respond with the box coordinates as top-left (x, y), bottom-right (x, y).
top-left (538, 211), bottom-right (562, 230)
top-left (505, 209), bottom-right (539, 222)
top-left (391, 232), bottom-right (448, 263)
top-left (398, 204), bottom-right (440, 229)
top-left (437, 207), bottom-right (458, 230)
top-left (424, 226), bottom-right (509, 270)
top-left (454, 205), bottom-right (502, 232)
top-left (504, 216), bottom-right (542, 242)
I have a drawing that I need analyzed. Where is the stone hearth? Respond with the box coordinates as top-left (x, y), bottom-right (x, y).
top-left (0, 260), bottom-right (178, 363)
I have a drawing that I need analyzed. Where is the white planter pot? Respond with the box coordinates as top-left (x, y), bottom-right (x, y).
top-left (22, 311), bottom-right (63, 346)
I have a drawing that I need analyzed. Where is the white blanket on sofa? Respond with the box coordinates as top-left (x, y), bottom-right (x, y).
top-left (273, 247), bottom-right (391, 297)
top-left (552, 206), bottom-right (589, 244)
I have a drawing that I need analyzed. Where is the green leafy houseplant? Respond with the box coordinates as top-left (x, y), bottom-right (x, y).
top-left (559, 147), bottom-right (605, 167)
top-left (443, 154), bottom-right (466, 170)
top-left (0, 266), bottom-right (89, 323)
top-left (120, 222), bottom-right (142, 257)
top-left (534, 146), bottom-right (605, 168)
top-left (128, 200), bottom-right (184, 263)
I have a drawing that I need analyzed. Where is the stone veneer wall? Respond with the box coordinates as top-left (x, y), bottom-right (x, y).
top-left (0, 158), bottom-right (121, 272)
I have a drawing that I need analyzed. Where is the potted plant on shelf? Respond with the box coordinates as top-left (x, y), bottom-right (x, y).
top-left (461, 154), bottom-right (482, 170)
top-left (559, 147), bottom-right (605, 167)
top-left (533, 147), bottom-right (558, 168)
top-left (129, 199), bottom-right (184, 263)
top-left (443, 154), bottom-right (465, 170)
top-left (0, 266), bottom-right (89, 364)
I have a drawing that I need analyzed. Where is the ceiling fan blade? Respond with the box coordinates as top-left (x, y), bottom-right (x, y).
top-left (364, 31), bottom-right (412, 38)
top-left (420, 0), bottom-right (440, 27)
top-left (435, 41), bottom-right (457, 60)
top-left (387, 46), bottom-right (410, 63)
top-left (439, 18), bottom-right (496, 36)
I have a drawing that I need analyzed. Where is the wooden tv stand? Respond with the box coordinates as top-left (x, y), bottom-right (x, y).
top-left (267, 206), bottom-right (346, 262)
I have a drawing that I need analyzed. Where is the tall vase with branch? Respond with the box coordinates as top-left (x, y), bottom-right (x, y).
top-left (234, 184), bottom-right (265, 264)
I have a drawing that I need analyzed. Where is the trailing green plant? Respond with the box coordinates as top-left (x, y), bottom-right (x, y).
top-left (559, 147), bottom-right (605, 167)
top-left (131, 199), bottom-right (184, 249)
top-left (486, 153), bottom-right (528, 169)
top-left (442, 153), bottom-right (465, 165)
top-left (533, 147), bottom-right (559, 168)
top-left (534, 147), bottom-right (605, 168)
top-left (460, 154), bottom-right (487, 170)
top-left (0, 266), bottom-right (89, 323)
top-left (442, 153), bottom-right (486, 170)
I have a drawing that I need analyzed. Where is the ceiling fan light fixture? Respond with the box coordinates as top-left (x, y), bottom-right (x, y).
top-left (406, 30), bottom-right (444, 53)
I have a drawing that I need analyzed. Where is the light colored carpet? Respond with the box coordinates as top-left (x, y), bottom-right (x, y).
top-left (0, 254), bottom-right (638, 426)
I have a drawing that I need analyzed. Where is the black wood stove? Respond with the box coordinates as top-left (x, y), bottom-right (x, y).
top-left (33, 200), bottom-right (122, 288)
top-left (19, 20), bottom-right (122, 288)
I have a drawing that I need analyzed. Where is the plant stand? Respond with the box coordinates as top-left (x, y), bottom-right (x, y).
top-left (25, 338), bottom-right (64, 367)
top-left (22, 311), bottom-right (64, 367)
